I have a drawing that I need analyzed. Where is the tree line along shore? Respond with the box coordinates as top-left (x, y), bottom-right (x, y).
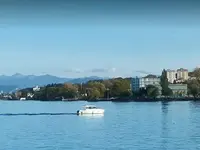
top-left (1, 68), bottom-right (200, 102)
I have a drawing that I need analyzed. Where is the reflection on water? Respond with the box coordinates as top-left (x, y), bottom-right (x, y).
top-left (161, 101), bottom-right (169, 114)
top-left (161, 101), bottom-right (169, 150)
top-left (190, 101), bottom-right (200, 108)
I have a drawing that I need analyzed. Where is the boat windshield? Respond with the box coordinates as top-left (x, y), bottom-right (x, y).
top-left (84, 105), bottom-right (98, 109)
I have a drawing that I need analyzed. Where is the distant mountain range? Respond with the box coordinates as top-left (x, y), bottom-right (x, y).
top-left (0, 73), bottom-right (107, 92)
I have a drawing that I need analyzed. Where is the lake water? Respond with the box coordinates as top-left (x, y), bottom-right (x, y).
top-left (0, 100), bottom-right (200, 149)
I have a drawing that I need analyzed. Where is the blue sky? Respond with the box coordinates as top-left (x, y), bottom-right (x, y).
top-left (0, 0), bottom-right (200, 78)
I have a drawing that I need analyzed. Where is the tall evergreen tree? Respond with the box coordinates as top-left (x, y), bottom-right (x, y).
top-left (160, 69), bottom-right (173, 96)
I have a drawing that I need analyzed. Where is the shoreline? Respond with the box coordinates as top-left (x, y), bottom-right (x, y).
top-left (90, 97), bottom-right (200, 102)
top-left (1, 97), bottom-right (200, 102)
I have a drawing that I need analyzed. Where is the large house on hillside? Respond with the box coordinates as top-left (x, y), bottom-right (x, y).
top-left (131, 75), bottom-right (162, 95)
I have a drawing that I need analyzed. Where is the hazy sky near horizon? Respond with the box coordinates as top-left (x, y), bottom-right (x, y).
top-left (0, 0), bottom-right (200, 78)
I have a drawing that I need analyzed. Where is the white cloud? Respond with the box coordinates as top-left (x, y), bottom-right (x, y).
top-left (89, 68), bottom-right (116, 73)
top-left (64, 67), bottom-right (116, 74)
top-left (64, 69), bottom-right (82, 73)
top-left (111, 67), bottom-right (116, 72)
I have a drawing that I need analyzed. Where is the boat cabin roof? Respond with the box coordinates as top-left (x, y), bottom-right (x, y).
top-left (84, 105), bottom-right (98, 109)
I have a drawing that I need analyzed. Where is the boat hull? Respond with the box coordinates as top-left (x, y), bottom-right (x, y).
top-left (77, 109), bottom-right (104, 115)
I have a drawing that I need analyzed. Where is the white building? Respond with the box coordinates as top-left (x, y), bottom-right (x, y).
top-left (177, 68), bottom-right (188, 81)
top-left (168, 84), bottom-right (188, 97)
top-left (166, 69), bottom-right (177, 83)
top-left (33, 86), bottom-right (40, 92)
top-left (131, 75), bottom-right (161, 94)
top-left (166, 68), bottom-right (188, 83)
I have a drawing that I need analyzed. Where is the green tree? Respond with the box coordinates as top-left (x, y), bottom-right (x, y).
top-left (187, 68), bottom-right (200, 98)
top-left (146, 85), bottom-right (159, 98)
top-left (91, 88), bottom-right (101, 99)
top-left (193, 68), bottom-right (200, 80)
top-left (102, 80), bottom-right (113, 89)
top-left (86, 87), bottom-right (101, 99)
top-left (61, 83), bottom-right (78, 98)
top-left (160, 69), bottom-right (173, 96)
top-left (137, 88), bottom-right (147, 97)
top-left (34, 87), bottom-right (48, 100)
top-left (87, 82), bottom-right (106, 98)
top-left (187, 79), bottom-right (200, 98)
top-left (110, 79), bottom-right (131, 97)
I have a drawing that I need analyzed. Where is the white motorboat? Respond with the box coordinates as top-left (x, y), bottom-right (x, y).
top-left (77, 105), bottom-right (105, 115)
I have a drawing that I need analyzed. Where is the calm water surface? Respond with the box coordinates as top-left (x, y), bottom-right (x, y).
top-left (0, 100), bottom-right (200, 149)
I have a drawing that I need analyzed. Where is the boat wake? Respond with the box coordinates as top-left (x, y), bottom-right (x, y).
top-left (0, 113), bottom-right (77, 116)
